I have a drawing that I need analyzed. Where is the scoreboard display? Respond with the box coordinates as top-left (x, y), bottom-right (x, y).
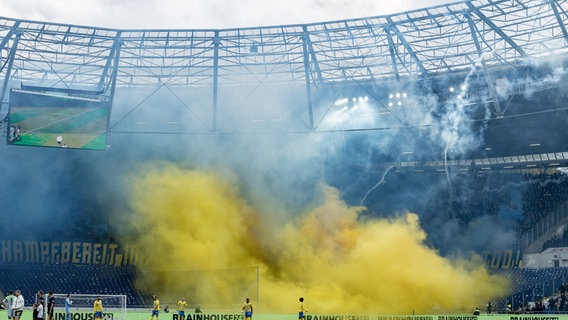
top-left (7, 89), bottom-right (110, 150)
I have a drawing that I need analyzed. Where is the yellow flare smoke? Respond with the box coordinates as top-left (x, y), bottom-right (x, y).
top-left (120, 162), bottom-right (509, 314)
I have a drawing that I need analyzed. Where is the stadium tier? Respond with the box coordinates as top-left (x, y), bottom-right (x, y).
top-left (0, 264), bottom-right (150, 307)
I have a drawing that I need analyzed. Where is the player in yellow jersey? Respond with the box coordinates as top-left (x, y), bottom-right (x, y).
top-left (150, 295), bottom-right (160, 320)
top-left (298, 297), bottom-right (307, 320)
top-left (176, 297), bottom-right (189, 320)
top-left (93, 297), bottom-right (103, 320)
top-left (242, 298), bottom-right (253, 320)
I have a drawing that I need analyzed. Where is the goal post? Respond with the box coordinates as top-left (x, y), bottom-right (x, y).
top-left (50, 294), bottom-right (126, 320)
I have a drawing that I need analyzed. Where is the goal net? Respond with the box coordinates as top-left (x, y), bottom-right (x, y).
top-left (50, 294), bottom-right (126, 320)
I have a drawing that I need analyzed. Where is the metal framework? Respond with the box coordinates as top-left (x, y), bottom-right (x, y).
top-left (0, 0), bottom-right (567, 134)
top-left (1, 0), bottom-right (567, 87)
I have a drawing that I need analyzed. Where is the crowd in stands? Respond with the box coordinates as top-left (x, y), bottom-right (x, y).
top-left (492, 267), bottom-right (568, 314)
top-left (0, 264), bottom-right (152, 307)
top-left (543, 230), bottom-right (568, 251)
top-left (522, 172), bottom-right (568, 226)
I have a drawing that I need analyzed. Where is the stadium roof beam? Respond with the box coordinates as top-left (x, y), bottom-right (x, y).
top-left (385, 16), bottom-right (428, 78)
top-left (98, 32), bottom-right (122, 92)
top-left (384, 25), bottom-right (400, 81)
top-left (466, 12), bottom-right (502, 117)
top-left (0, 28), bottom-right (20, 114)
top-left (0, 20), bottom-right (19, 53)
top-left (212, 31), bottom-right (220, 132)
top-left (465, 1), bottom-right (527, 59)
top-left (106, 37), bottom-right (123, 114)
top-left (548, 0), bottom-right (568, 45)
top-left (302, 27), bottom-right (315, 130)
top-left (303, 26), bottom-right (322, 83)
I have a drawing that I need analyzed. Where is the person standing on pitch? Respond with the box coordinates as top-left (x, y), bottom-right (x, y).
top-left (12, 290), bottom-right (24, 320)
top-left (242, 298), bottom-right (253, 320)
top-left (3, 290), bottom-right (15, 320)
top-left (177, 297), bottom-right (188, 320)
top-left (298, 297), bottom-right (307, 320)
top-left (65, 294), bottom-right (73, 320)
top-left (94, 296), bottom-right (103, 320)
top-left (36, 291), bottom-right (45, 305)
top-left (150, 295), bottom-right (160, 320)
top-left (47, 292), bottom-right (55, 320)
top-left (32, 303), bottom-right (38, 320)
top-left (37, 300), bottom-right (45, 320)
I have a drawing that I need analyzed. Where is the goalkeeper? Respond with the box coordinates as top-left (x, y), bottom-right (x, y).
top-left (93, 297), bottom-right (103, 320)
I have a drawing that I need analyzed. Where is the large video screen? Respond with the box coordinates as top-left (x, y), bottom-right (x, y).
top-left (7, 89), bottom-right (110, 150)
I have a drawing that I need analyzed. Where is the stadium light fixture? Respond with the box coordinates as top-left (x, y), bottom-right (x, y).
top-left (334, 98), bottom-right (349, 105)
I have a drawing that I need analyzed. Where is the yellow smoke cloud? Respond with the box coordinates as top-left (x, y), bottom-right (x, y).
top-left (120, 162), bottom-right (510, 314)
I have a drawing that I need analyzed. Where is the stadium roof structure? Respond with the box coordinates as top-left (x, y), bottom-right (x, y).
top-left (1, 0), bottom-right (568, 88)
top-left (0, 0), bottom-right (568, 169)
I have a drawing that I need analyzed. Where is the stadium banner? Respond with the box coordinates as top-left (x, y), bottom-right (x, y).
top-left (482, 249), bottom-right (523, 269)
top-left (178, 314), bottom-right (568, 320)
top-left (4, 313), bottom-right (568, 320)
top-left (0, 239), bottom-right (523, 270)
top-left (53, 312), bottom-right (113, 320)
top-left (0, 240), bottom-right (145, 266)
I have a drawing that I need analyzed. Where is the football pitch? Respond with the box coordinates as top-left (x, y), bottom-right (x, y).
top-left (2, 309), bottom-right (567, 320)
top-left (8, 105), bottom-right (109, 150)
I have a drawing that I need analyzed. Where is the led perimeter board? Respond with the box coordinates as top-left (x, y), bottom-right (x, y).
top-left (6, 89), bottom-right (110, 150)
